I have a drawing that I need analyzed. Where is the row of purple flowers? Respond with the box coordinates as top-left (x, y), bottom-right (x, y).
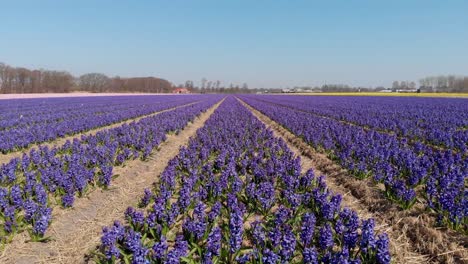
top-left (0, 95), bottom-right (221, 244)
top-left (249, 95), bottom-right (468, 152)
top-left (0, 95), bottom-right (203, 153)
top-left (95, 97), bottom-right (390, 264)
top-left (240, 95), bottom-right (467, 233)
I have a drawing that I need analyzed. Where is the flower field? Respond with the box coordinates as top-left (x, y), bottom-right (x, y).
top-left (0, 94), bottom-right (466, 263)
top-left (0, 95), bottom-right (220, 244)
top-left (239, 95), bottom-right (467, 234)
top-left (0, 95), bottom-right (203, 153)
top-left (94, 97), bottom-right (390, 263)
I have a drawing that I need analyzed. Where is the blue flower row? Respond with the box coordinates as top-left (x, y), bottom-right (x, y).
top-left (95, 97), bottom-right (390, 264)
top-left (239, 95), bottom-right (467, 233)
top-left (247, 95), bottom-right (468, 152)
top-left (0, 95), bottom-right (203, 153)
top-left (0, 96), bottom-right (221, 244)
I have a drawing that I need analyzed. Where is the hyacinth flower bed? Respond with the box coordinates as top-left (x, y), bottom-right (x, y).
top-left (94, 97), bottom-right (390, 264)
top-left (245, 95), bottom-right (468, 152)
top-left (0, 95), bottom-right (196, 132)
top-left (0, 95), bottom-right (206, 153)
top-left (239, 96), bottom-right (467, 233)
top-left (0, 96), bottom-right (221, 245)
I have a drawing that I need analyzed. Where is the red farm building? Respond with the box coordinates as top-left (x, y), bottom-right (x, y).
top-left (172, 88), bottom-right (191, 94)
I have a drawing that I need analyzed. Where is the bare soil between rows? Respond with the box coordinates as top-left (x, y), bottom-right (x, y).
top-left (0, 99), bottom-right (224, 264)
top-left (238, 98), bottom-right (468, 264)
top-left (0, 101), bottom-right (201, 166)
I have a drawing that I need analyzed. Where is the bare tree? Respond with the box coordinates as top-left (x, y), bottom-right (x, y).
top-left (79, 73), bottom-right (110, 92)
top-left (0, 63), bottom-right (7, 93)
top-left (184, 80), bottom-right (194, 89)
top-left (201, 78), bottom-right (207, 89)
top-left (42, 70), bottom-right (74, 93)
top-left (400, 81), bottom-right (408, 90)
top-left (0, 63), bottom-right (14, 93)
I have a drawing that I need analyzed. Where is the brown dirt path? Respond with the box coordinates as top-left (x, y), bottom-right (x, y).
top-left (0, 99), bottom-right (224, 264)
top-left (0, 101), bottom-right (201, 165)
top-left (238, 98), bottom-right (468, 264)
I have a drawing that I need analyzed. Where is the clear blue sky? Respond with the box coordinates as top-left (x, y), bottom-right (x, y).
top-left (1, 0), bottom-right (467, 88)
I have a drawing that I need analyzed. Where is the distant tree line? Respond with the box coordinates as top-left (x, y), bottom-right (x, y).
top-left (79, 73), bottom-right (172, 93)
top-left (391, 81), bottom-right (418, 90)
top-left (320, 76), bottom-right (468, 93)
top-left (3, 62), bottom-right (466, 94)
top-left (181, 78), bottom-right (281, 94)
top-left (320, 84), bottom-right (374, 93)
top-left (418, 75), bottom-right (468, 93)
top-left (0, 62), bottom-right (73, 93)
top-left (0, 62), bottom-right (172, 94)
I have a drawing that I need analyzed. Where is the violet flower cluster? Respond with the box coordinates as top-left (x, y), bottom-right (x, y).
top-left (0, 95), bottom-right (221, 244)
top-left (245, 95), bottom-right (468, 151)
top-left (0, 95), bottom-right (204, 153)
top-left (240, 95), bottom-right (467, 232)
top-left (96, 97), bottom-right (390, 263)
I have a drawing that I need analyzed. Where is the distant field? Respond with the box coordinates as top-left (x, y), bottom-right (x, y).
top-left (0, 94), bottom-right (467, 263)
top-left (0, 92), bottom-right (169, 100)
top-left (286, 92), bottom-right (468, 97)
